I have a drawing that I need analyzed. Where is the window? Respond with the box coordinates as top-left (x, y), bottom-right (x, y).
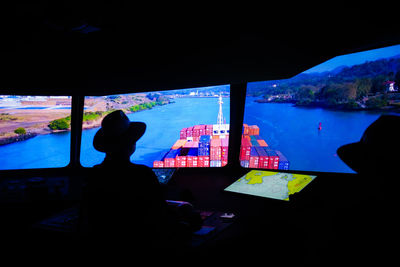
top-left (80, 85), bottom-right (230, 168)
top-left (242, 44), bottom-right (400, 173)
top-left (0, 95), bottom-right (72, 170)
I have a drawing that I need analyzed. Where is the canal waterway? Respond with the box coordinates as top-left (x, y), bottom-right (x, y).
top-left (0, 96), bottom-right (391, 173)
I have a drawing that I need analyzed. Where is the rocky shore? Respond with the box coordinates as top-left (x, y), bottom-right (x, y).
top-left (0, 132), bottom-right (38, 146)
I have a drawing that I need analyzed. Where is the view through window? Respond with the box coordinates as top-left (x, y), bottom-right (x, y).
top-left (0, 95), bottom-right (72, 169)
top-left (242, 44), bottom-right (400, 173)
top-left (80, 85), bottom-right (230, 168)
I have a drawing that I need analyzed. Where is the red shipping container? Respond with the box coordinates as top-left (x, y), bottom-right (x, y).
top-left (198, 156), bottom-right (210, 167)
top-left (187, 156), bottom-right (198, 167)
top-left (205, 125), bottom-right (213, 136)
top-left (248, 125), bottom-right (260, 136)
top-left (273, 158), bottom-right (279, 169)
top-left (193, 125), bottom-right (200, 137)
top-left (258, 155), bottom-right (269, 169)
top-left (240, 138), bottom-right (251, 161)
top-left (257, 139), bottom-right (268, 147)
top-left (199, 125), bottom-right (206, 136)
top-left (221, 138), bottom-right (229, 161)
top-left (193, 125), bottom-right (206, 137)
top-left (180, 128), bottom-right (187, 139)
top-left (249, 148), bottom-right (259, 168)
top-left (266, 151), bottom-right (279, 170)
top-left (241, 135), bottom-right (251, 142)
top-left (210, 139), bottom-right (221, 160)
top-left (249, 156), bottom-right (259, 168)
top-left (186, 126), bottom-right (194, 137)
top-left (210, 138), bottom-right (221, 146)
top-left (255, 147), bottom-right (269, 169)
top-left (164, 158), bottom-right (175, 168)
top-left (153, 161), bottom-right (164, 168)
top-left (176, 156), bottom-right (187, 167)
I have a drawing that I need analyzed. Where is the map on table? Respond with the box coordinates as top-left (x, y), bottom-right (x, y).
top-left (224, 170), bottom-right (317, 201)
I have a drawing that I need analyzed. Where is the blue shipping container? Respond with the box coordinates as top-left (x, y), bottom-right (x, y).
top-left (198, 148), bottom-right (210, 156)
top-left (188, 148), bottom-right (199, 156)
top-left (250, 140), bottom-right (259, 147)
top-left (275, 150), bottom-right (289, 163)
top-left (255, 146), bottom-right (268, 156)
top-left (165, 149), bottom-right (180, 158)
top-left (199, 141), bottom-right (210, 148)
top-left (279, 165), bottom-right (289, 170)
top-left (250, 147), bottom-right (258, 156)
top-left (199, 135), bottom-right (211, 142)
top-left (198, 137), bottom-right (210, 156)
top-left (264, 148), bottom-right (278, 157)
top-left (240, 160), bottom-right (249, 168)
top-left (210, 160), bottom-right (222, 167)
top-left (275, 150), bottom-right (290, 169)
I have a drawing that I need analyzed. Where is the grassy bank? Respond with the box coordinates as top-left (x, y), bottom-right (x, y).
top-left (48, 100), bottom-right (170, 130)
top-left (0, 99), bottom-right (173, 146)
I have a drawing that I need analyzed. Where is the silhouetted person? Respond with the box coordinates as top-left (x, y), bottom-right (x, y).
top-left (81, 110), bottom-right (201, 254)
top-left (337, 114), bottom-right (400, 177)
top-left (294, 115), bottom-right (400, 264)
top-left (334, 115), bottom-right (399, 263)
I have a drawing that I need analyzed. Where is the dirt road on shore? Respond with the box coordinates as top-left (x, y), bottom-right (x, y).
top-left (0, 108), bottom-right (71, 137)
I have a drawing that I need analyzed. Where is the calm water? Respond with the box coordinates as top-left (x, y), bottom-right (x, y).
top-left (0, 97), bottom-right (390, 172)
top-left (0, 131), bottom-right (71, 170)
top-left (243, 97), bottom-right (390, 173)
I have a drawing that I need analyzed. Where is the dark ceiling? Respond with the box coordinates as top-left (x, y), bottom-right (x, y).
top-left (3, 2), bottom-right (400, 95)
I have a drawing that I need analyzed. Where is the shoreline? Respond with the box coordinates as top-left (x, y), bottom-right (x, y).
top-left (0, 103), bottom-right (170, 146)
top-left (253, 98), bottom-right (400, 113)
top-left (0, 116), bottom-right (103, 146)
top-left (0, 132), bottom-right (38, 146)
top-left (0, 119), bottom-right (102, 146)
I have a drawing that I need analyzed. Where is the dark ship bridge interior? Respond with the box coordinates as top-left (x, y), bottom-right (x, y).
top-left (1, 2), bottom-right (400, 265)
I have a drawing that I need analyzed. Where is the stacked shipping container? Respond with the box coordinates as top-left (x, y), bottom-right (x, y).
top-left (240, 124), bottom-right (290, 170)
top-left (153, 123), bottom-right (289, 170)
top-left (154, 124), bottom-right (229, 168)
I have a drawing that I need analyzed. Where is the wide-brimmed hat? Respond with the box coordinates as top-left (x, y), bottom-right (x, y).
top-left (93, 110), bottom-right (146, 153)
top-left (337, 115), bottom-right (400, 174)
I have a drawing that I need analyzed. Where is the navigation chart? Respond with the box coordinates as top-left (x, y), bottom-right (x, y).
top-left (224, 170), bottom-right (316, 201)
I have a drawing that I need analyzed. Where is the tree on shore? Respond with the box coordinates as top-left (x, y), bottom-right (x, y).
top-left (14, 127), bottom-right (26, 135)
top-left (248, 56), bottom-right (400, 109)
top-left (48, 118), bottom-right (70, 130)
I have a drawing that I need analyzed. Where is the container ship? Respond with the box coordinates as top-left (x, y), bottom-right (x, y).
top-left (153, 95), bottom-right (290, 170)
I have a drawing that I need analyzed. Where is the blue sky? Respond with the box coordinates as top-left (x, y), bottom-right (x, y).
top-left (303, 44), bottom-right (400, 73)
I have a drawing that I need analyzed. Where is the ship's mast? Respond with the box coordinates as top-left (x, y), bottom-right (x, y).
top-left (217, 93), bottom-right (224, 125)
